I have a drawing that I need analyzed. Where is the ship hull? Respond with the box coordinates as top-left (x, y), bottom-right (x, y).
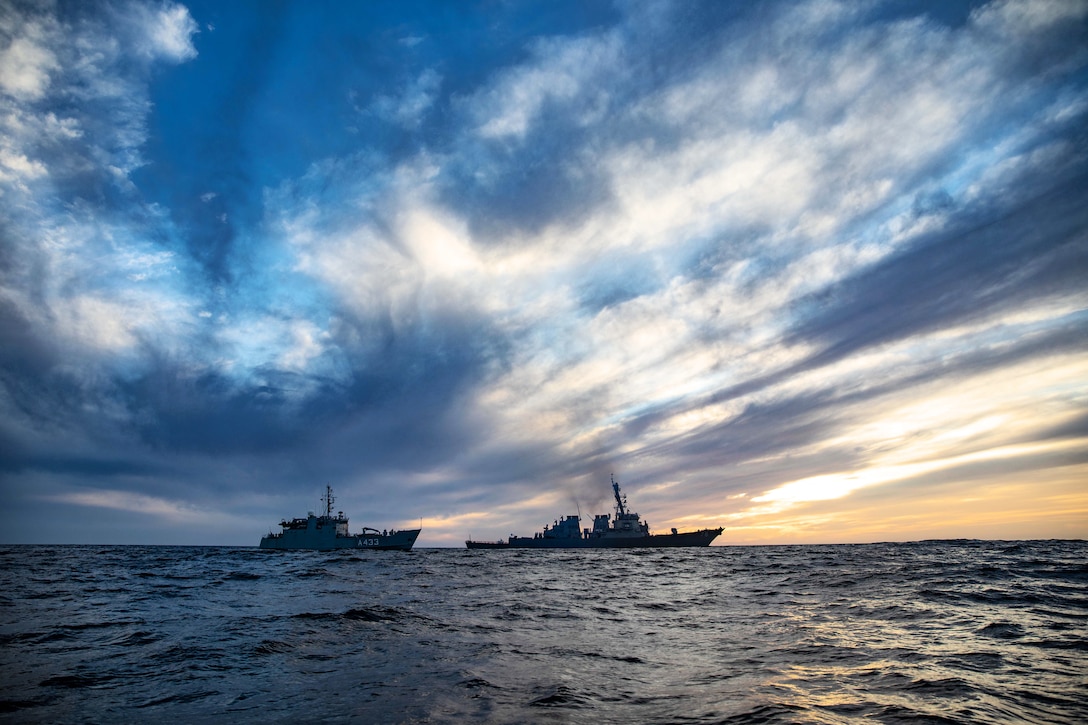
top-left (466, 527), bottom-right (722, 549)
top-left (260, 528), bottom-right (420, 551)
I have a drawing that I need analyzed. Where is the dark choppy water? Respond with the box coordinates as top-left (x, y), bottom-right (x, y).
top-left (1, 540), bottom-right (1085, 723)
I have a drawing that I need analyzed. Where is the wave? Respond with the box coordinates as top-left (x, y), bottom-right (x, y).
top-left (3, 540), bottom-right (1085, 723)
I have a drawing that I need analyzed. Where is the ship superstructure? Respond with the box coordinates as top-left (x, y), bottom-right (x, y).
top-left (260, 486), bottom-right (420, 551)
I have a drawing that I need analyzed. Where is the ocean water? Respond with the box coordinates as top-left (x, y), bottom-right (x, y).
top-left (0, 540), bottom-right (1085, 724)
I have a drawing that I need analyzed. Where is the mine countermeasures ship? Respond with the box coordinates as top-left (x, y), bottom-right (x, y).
top-left (260, 486), bottom-right (420, 551)
top-left (465, 476), bottom-right (722, 549)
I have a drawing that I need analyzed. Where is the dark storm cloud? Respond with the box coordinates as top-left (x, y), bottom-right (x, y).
top-left (0, 308), bottom-right (512, 514)
top-left (84, 302), bottom-right (510, 484)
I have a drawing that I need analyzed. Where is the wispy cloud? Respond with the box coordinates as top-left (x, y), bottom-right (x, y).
top-left (368, 69), bottom-right (443, 128)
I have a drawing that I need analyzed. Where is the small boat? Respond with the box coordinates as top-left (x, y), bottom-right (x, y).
top-left (466, 475), bottom-right (722, 549)
top-left (260, 486), bottom-right (420, 551)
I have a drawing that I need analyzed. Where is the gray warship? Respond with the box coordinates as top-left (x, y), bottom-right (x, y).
top-left (260, 486), bottom-right (420, 551)
top-left (465, 475), bottom-right (723, 549)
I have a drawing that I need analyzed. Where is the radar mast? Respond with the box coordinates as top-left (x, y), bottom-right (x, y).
top-left (611, 474), bottom-right (627, 517)
top-left (322, 485), bottom-right (335, 518)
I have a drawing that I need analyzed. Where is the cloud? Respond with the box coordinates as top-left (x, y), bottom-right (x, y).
top-left (369, 69), bottom-right (442, 128)
top-left (127, 1), bottom-right (199, 62)
top-left (472, 31), bottom-right (623, 139)
top-left (1, 0), bottom-right (1086, 544)
top-left (0, 1), bottom-right (209, 479)
top-left (0, 2), bottom-right (196, 206)
top-left (971, 0), bottom-right (1088, 38)
top-left (49, 489), bottom-right (199, 519)
top-left (788, 164), bottom-right (1088, 369)
top-left (0, 18), bottom-right (60, 100)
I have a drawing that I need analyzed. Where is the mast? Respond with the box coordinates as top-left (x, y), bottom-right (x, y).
top-left (322, 485), bottom-right (335, 518)
top-left (611, 474), bottom-right (627, 517)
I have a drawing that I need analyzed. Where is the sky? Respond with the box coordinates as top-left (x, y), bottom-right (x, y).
top-left (1, 0), bottom-right (1086, 547)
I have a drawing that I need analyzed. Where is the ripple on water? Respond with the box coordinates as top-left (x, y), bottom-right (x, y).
top-left (0, 542), bottom-right (1084, 723)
